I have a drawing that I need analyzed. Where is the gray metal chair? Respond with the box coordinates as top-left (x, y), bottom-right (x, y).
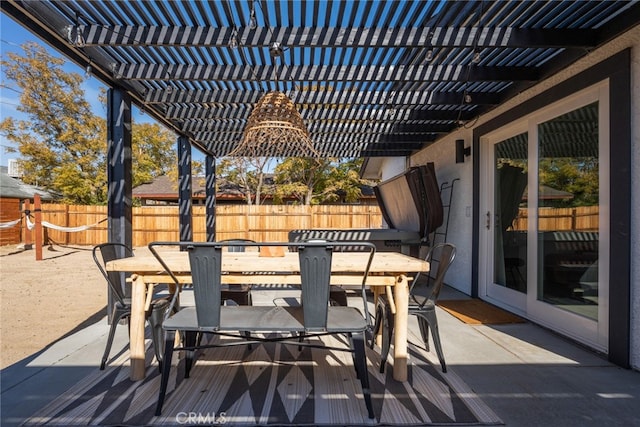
top-left (285, 238), bottom-right (351, 306)
top-left (372, 242), bottom-right (456, 373)
top-left (92, 243), bottom-right (171, 370)
top-left (149, 240), bottom-right (376, 419)
top-left (218, 238), bottom-right (255, 306)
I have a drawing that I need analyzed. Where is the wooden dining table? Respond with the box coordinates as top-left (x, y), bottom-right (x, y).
top-left (105, 248), bottom-right (429, 382)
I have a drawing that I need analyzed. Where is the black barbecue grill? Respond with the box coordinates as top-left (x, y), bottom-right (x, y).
top-left (289, 163), bottom-right (443, 256)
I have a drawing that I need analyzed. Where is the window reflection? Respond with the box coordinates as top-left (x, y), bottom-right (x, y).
top-left (537, 102), bottom-right (599, 320)
top-left (494, 133), bottom-right (528, 293)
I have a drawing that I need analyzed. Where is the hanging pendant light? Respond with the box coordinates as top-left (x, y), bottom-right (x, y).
top-left (229, 41), bottom-right (317, 158)
top-left (228, 90), bottom-right (317, 158)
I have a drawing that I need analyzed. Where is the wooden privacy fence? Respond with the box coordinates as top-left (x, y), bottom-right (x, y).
top-left (16, 203), bottom-right (600, 247)
top-left (511, 206), bottom-right (599, 231)
top-left (33, 204), bottom-right (384, 247)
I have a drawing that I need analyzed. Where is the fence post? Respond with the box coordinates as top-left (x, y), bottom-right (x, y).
top-left (23, 199), bottom-right (33, 250)
top-left (245, 205), bottom-right (250, 240)
top-left (34, 194), bottom-right (43, 260)
top-left (310, 205), bottom-right (314, 229)
top-left (64, 204), bottom-right (70, 245)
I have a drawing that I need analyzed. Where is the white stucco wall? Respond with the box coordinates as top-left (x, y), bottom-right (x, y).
top-left (377, 143), bottom-right (475, 293)
top-left (375, 25), bottom-right (640, 368)
top-left (410, 131), bottom-right (474, 295)
top-left (378, 157), bottom-right (409, 181)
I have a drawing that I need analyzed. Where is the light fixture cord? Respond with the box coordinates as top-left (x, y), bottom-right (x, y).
top-left (456, 0), bottom-right (485, 127)
top-left (273, 52), bottom-right (281, 92)
top-left (255, 0), bottom-right (285, 93)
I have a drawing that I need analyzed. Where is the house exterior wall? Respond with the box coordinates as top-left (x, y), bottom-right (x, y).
top-left (411, 130), bottom-right (474, 295)
top-left (629, 29), bottom-right (640, 370)
top-left (378, 157), bottom-right (408, 181)
top-left (377, 26), bottom-right (639, 368)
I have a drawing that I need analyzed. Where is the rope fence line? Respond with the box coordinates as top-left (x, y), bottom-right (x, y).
top-left (25, 215), bottom-right (107, 232)
top-left (3, 194), bottom-right (107, 261)
top-left (0, 212), bottom-right (106, 232)
top-left (0, 218), bottom-right (22, 229)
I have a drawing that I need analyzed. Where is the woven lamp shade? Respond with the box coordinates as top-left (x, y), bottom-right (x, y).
top-left (229, 90), bottom-right (318, 158)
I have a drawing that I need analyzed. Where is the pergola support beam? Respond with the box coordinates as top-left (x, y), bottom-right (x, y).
top-left (106, 87), bottom-right (132, 321)
top-left (205, 155), bottom-right (216, 242)
top-left (77, 25), bottom-right (597, 49)
top-left (178, 136), bottom-right (193, 242)
top-left (106, 88), bottom-right (133, 247)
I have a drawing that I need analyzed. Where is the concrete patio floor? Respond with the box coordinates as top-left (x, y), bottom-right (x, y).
top-left (2, 285), bottom-right (639, 427)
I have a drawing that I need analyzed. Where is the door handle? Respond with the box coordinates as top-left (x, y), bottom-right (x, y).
top-left (486, 211), bottom-right (491, 230)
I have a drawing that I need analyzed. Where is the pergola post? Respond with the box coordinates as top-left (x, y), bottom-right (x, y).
top-left (106, 88), bottom-right (133, 320)
top-left (178, 135), bottom-right (193, 242)
top-left (205, 154), bottom-right (216, 242)
top-left (23, 198), bottom-right (32, 250)
top-left (106, 88), bottom-right (133, 247)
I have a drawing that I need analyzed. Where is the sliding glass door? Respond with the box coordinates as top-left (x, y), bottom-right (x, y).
top-left (536, 104), bottom-right (600, 319)
top-left (479, 83), bottom-right (609, 351)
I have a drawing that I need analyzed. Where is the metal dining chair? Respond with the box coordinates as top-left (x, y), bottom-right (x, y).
top-left (218, 238), bottom-right (255, 306)
top-left (286, 238), bottom-right (366, 307)
top-left (92, 243), bottom-right (171, 370)
top-left (149, 240), bottom-right (376, 419)
top-left (372, 242), bottom-right (456, 373)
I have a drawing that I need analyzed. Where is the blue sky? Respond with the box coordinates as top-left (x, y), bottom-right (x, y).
top-left (0, 12), bottom-right (156, 169)
top-left (0, 2), bottom-right (432, 171)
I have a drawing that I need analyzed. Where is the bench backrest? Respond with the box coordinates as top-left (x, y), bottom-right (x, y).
top-left (149, 241), bottom-right (375, 331)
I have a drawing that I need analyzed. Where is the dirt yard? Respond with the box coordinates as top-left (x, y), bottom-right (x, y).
top-left (0, 244), bottom-right (107, 369)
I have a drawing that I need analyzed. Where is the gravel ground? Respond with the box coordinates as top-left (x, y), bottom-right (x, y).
top-left (0, 244), bottom-right (107, 369)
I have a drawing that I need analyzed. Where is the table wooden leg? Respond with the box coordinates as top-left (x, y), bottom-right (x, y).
top-left (129, 274), bottom-right (147, 381)
top-left (371, 287), bottom-right (383, 347)
top-left (392, 274), bottom-right (409, 381)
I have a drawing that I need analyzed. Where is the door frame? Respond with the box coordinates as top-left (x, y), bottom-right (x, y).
top-left (471, 50), bottom-right (631, 367)
top-left (478, 122), bottom-right (528, 314)
top-left (478, 84), bottom-right (610, 351)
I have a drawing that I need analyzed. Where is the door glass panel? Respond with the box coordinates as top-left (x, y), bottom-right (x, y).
top-left (537, 102), bottom-right (599, 320)
top-left (494, 133), bottom-right (528, 293)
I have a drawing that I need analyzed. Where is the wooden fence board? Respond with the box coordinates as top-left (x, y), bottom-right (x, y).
top-left (28, 204), bottom-right (383, 246)
top-left (0, 198), bottom-right (22, 245)
top-left (511, 207), bottom-right (599, 231)
top-left (14, 203), bottom-right (599, 247)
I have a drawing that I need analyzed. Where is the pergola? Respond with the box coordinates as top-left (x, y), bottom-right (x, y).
top-left (2, 0), bottom-right (639, 248)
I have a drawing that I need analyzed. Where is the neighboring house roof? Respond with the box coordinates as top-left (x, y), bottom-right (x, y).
top-left (523, 185), bottom-right (574, 201)
top-left (133, 175), bottom-right (375, 201)
top-left (133, 175), bottom-right (245, 200)
top-left (132, 175), bottom-right (188, 198)
top-left (0, 172), bottom-right (56, 200)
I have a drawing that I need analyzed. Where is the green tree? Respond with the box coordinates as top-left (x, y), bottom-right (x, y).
top-left (132, 122), bottom-right (176, 187)
top-left (216, 157), bottom-right (272, 205)
top-left (273, 157), bottom-right (370, 205)
top-left (539, 157), bottom-right (599, 207)
top-left (1, 43), bottom-right (106, 203)
top-left (1, 42), bottom-right (175, 204)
